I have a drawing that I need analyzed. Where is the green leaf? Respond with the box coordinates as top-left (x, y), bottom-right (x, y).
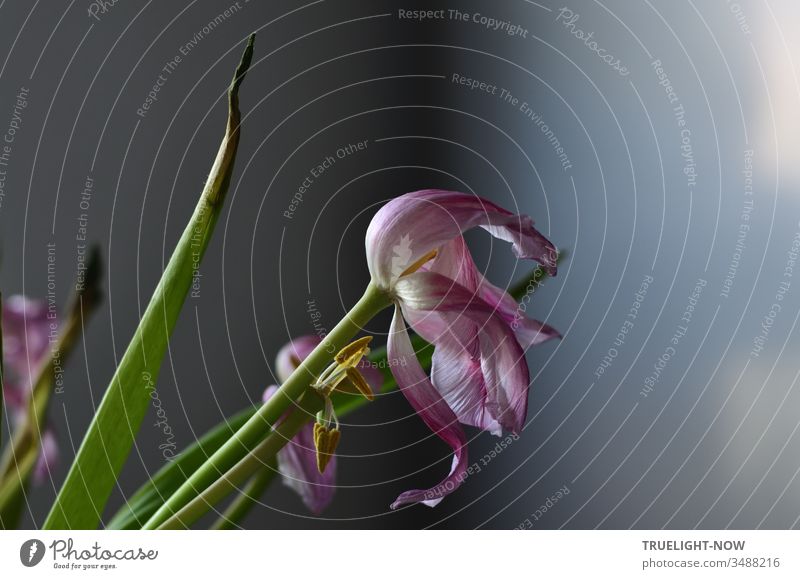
top-left (43, 35), bottom-right (256, 530)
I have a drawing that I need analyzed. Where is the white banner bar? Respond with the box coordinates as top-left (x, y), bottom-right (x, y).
top-left (0, 530), bottom-right (797, 578)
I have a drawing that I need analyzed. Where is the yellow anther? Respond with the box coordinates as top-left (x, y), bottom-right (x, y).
top-left (335, 336), bottom-right (373, 367)
top-left (313, 422), bottom-right (325, 452)
top-left (345, 367), bottom-right (374, 401)
top-left (313, 423), bottom-right (340, 473)
top-left (309, 336), bottom-right (377, 472)
top-left (400, 248), bottom-right (438, 278)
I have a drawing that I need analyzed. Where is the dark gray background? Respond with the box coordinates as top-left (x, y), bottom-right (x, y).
top-left (1, 0), bottom-right (799, 529)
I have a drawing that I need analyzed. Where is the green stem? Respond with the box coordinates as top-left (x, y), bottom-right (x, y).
top-left (160, 392), bottom-right (321, 529)
top-left (142, 282), bottom-right (392, 529)
top-left (111, 260), bottom-right (561, 529)
top-left (107, 406), bottom-right (257, 530)
top-left (210, 459), bottom-right (277, 530)
top-left (156, 261), bottom-right (559, 528)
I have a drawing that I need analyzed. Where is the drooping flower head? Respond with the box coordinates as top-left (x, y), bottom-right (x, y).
top-left (365, 190), bottom-right (559, 508)
top-left (264, 335), bottom-right (382, 514)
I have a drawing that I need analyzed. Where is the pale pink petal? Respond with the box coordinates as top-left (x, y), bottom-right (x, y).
top-left (388, 306), bottom-right (468, 508)
top-left (262, 384), bottom-right (280, 405)
top-left (430, 346), bottom-right (501, 436)
top-left (410, 236), bottom-right (480, 344)
top-left (2, 379), bottom-right (25, 411)
top-left (2, 295), bottom-right (51, 403)
top-left (276, 421), bottom-right (336, 515)
top-left (475, 274), bottom-right (561, 349)
top-left (366, 190), bottom-right (557, 288)
top-left (262, 384), bottom-right (335, 514)
top-left (423, 235), bottom-right (481, 289)
top-left (274, 335), bottom-right (322, 383)
top-left (404, 241), bottom-right (496, 431)
top-left (407, 237), bottom-right (557, 432)
top-left (426, 236), bottom-right (560, 349)
top-left (32, 428), bottom-right (59, 485)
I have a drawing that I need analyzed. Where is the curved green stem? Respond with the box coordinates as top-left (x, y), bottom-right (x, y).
top-left (108, 260), bottom-right (560, 529)
top-left (142, 282), bottom-right (392, 529)
top-left (210, 459), bottom-right (277, 530)
top-left (159, 392), bottom-right (321, 529)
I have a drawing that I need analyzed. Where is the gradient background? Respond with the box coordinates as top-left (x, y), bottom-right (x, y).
top-left (1, 0), bottom-right (799, 529)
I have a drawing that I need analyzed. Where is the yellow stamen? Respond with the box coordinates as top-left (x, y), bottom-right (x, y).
top-left (313, 422), bottom-right (324, 451)
top-left (344, 367), bottom-right (374, 401)
top-left (320, 371), bottom-right (348, 398)
top-left (399, 249), bottom-right (438, 277)
top-left (335, 336), bottom-right (373, 367)
top-left (313, 424), bottom-right (340, 473)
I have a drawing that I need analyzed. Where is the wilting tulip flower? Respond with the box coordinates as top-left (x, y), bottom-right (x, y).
top-left (365, 190), bottom-right (559, 508)
top-left (2, 295), bottom-right (59, 483)
top-left (264, 335), bottom-right (382, 514)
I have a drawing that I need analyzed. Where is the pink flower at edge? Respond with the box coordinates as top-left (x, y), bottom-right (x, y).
top-left (264, 336), bottom-right (383, 515)
top-left (2, 295), bottom-right (59, 486)
top-left (365, 189), bottom-right (559, 509)
top-left (32, 428), bottom-right (59, 485)
top-left (2, 295), bottom-right (51, 409)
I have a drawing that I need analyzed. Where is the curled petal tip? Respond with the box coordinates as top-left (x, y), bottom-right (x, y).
top-left (386, 307), bottom-right (469, 508)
